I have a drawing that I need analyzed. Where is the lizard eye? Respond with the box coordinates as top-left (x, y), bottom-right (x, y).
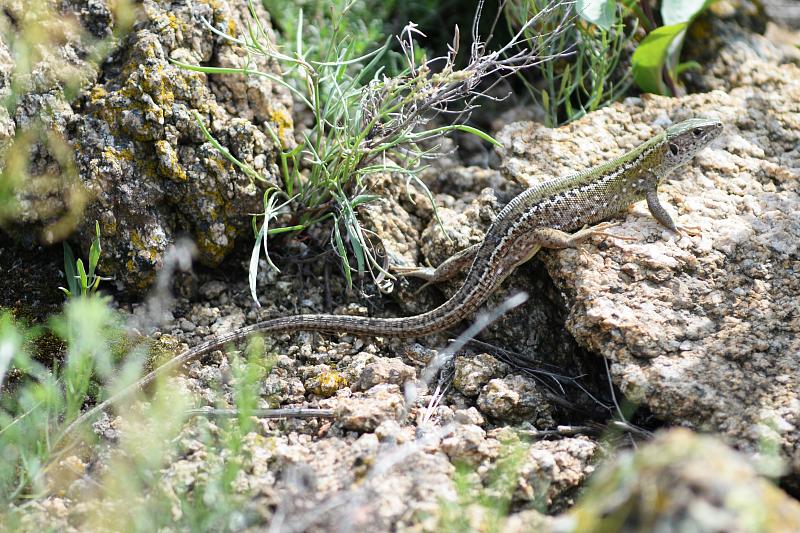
top-left (692, 128), bottom-right (703, 136)
top-left (669, 143), bottom-right (680, 156)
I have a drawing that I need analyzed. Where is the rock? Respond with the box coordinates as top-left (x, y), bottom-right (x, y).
top-left (512, 437), bottom-right (598, 512)
top-left (476, 375), bottom-right (555, 427)
top-left (758, 0), bottom-right (800, 29)
top-left (555, 429), bottom-right (800, 532)
top-left (353, 357), bottom-right (416, 391)
top-left (1, 0), bottom-right (293, 291)
top-left (685, 14), bottom-right (793, 93)
top-left (198, 280), bottom-right (226, 299)
top-left (440, 423), bottom-right (500, 464)
top-left (495, 61), bottom-right (800, 476)
top-left (332, 384), bottom-right (406, 433)
top-left (303, 366), bottom-right (348, 398)
top-left (453, 352), bottom-right (510, 397)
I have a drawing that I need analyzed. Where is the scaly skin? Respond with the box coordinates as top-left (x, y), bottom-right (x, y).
top-left (60, 118), bottom-right (723, 440)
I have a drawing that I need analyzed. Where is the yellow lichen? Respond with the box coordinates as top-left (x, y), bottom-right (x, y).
top-left (268, 108), bottom-right (294, 147)
top-left (309, 371), bottom-right (348, 397)
top-left (167, 12), bottom-right (180, 31)
top-left (89, 85), bottom-right (107, 103)
top-left (155, 140), bottom-right (188, 182)
top-left (103, 146), bottom-right (134, 163)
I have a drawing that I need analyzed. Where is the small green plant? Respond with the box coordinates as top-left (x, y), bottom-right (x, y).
top-left (438, 439), bottom-right (531, 533)
top-left (0, 297), bottom-right (124, 502)
top-left (507, 0), bottom-right (717, 125)
top-left (579, 0), bottom-right (717, 96)
top-left (59, 221), bottom-right (109, 299)
top-left (506, 0), bottom-right (635, 126)
top-left (179, 0), bottom-right (570, 304)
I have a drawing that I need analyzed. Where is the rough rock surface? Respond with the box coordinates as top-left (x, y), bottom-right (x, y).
top-left (2, 0), bottom-right (293, 290)
top-left (556, 429), bottom-right (800, 532)
top-left (496, 63), bottom-right (800, 476)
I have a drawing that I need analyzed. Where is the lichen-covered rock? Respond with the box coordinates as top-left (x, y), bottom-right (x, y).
top-left (70, 0), bottom-right (292, 290)
top-left (1, 0), bottom-right (293, 290)
top-left (496, 62), bottom-right (800, 475)
top-left (556, 429), bottom-right (800, 532)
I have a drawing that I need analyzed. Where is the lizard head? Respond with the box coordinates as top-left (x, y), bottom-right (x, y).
top-left (662, 118), bottom-right (723, 170)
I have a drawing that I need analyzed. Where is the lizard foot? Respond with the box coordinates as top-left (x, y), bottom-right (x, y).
top-left (392, 265), bottom-right (439, 294)
top-left (676, 225), bottom-right (702, 237)
top-left (587, 221), bottom-right (638, 242)
top-left (393, 265), bottom-right (436, 282)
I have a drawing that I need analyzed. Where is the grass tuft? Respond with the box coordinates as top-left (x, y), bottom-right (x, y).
top-left (179, 0), bottom-right (574, 303)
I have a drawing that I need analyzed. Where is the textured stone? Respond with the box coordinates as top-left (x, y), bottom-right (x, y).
top-left (556, 429), bottom-right (800, 532)
top-left (332, 384), bottom-right (406, 433)
top-left (513, 437), bottom-right (598, 512)
top-left (353, 357), bottom-right (416, 391)
top-left (476, 375), bottom-right (555, 427)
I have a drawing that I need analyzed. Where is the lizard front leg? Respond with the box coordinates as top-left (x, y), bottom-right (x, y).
top-left (645, 183), bottom-right (701, 236)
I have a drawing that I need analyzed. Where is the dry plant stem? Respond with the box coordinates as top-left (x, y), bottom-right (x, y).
top-left (186, 408), bottom-right (335, 419)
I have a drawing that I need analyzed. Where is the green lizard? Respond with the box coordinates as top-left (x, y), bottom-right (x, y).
top-left (60, 117), bottom-right (722, 439)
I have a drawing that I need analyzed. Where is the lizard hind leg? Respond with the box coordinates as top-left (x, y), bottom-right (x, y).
top-left (534, 221), bottom-right (635, 250)
top-left (393, 242), bottom-right (481, 285)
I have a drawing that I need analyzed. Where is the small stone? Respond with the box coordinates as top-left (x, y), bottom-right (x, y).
top-left (335, 384), bottom-right (406, 433)
top-left (454, 407), bottom-right (484, 426)
top-left (354, 358), bottom-right (416, 391)
top-left (440, 424), bottom-right (500, 464)
top-left (199, 280), bottom-right (227, 299)
top-left (476, 375), bottom-right (554, 426)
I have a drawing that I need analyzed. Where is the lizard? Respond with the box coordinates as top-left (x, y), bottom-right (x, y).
top-left (60, 117), bottom-right (723, 440)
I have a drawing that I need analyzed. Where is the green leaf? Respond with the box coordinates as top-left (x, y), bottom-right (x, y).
top-left (88, 221), bottom-right (101, 280)
top-left (332, 218), bottom-right (353, 288)
top-left (676, 60), bottom-right (702, 75)
top-left (631, 22), bottom-right (688, 95)
top-left (661, 0), bottom-right (717, 26)
top-left (76, 259), bottom-right (88, 296)
top-left (350, 194), bottom-right (380, 208)
top-left (63, 242), bottom-right (78, 298)
top-left (449, 125), bottom-right (502, 147)
top-left (577, 0), bottom-right (617, 30)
